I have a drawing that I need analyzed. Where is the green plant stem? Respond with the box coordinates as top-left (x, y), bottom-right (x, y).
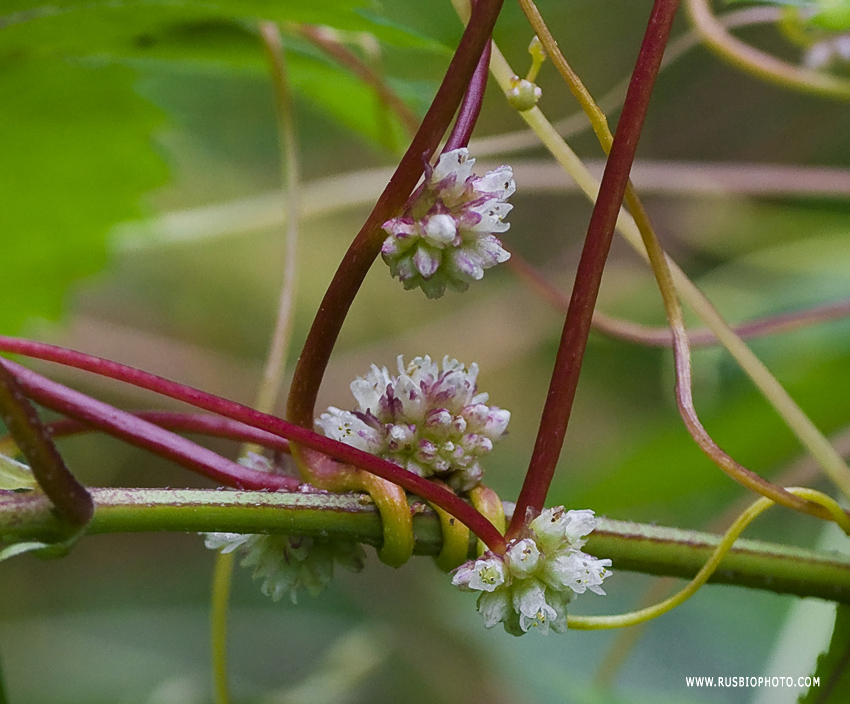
top-left (296, 24), bottom-right (419, 137)
top-left (2, 487), bottom-right (850, 602)
top-left (211, 550), bottom-right (235, 704)
top-left (212, 25), bottom-right (302, 704)
top-left (685, 0), bottom-right (850, 99)
top-left (570, 487), bottom-right (850, 629)
top-left (255, 22), bottom-right (301, 421)
top-left (507, 1), bottom-right (850, 514)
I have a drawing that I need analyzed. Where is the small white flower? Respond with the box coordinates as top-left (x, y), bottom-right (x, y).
top-left (316, 355), bottom-right (509, 492)
top-left (478, 589), bottom-right (513, 628)
top-left (452, 552), bottom-right (506, 592)
top-left (506, 538), bottom-right (540, 579)
top-left (382, 148), bottom-right (515, 298)
top-left (451, 506), bottom-right (611, 635)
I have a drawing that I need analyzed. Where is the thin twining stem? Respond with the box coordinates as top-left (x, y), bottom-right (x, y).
top-left (0, 337), bottom-right (505, 551)
top-left (218, 27), bottom-right (301, 703)
top-left (254, 23), bottom-right (301, 421)
top-left (595, 420), bottom-right (850, 684)
top-left (569, 487), bottom-right (850, 630)
top-left (470, 6), bottom-right (782, 158)
top-left (0, 412), bottom-right (291, 455)
top-left (685, 0), bottom-right (850, 100)
top-left (285, 0), bottom-right (504, 429)
top-left (0, 359), bottom-right (93, 527)
top-left (509, 0), bottom-right (682, 536)
top-left (485, 26), bottom-right (850, 505)
top-left (8, 361), bottom-right (301, 492)
top-left (514, 0), bottom-right (850, 504)
top-left (508, 251), bottom-right (850, 348)
top-left (296, 25), bottom-right (419, 137)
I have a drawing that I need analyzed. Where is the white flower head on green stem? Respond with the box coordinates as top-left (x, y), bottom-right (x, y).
top-left (203, 452), bottom-right (364, 602)
top-left (381, 148), bottom-right (515, 298)
top-left (316, 355), bottom-right (510, 492)
top-left (452, 507), bottom-right (612, 635)
top-left (205, 532), bottom-right (365, 603)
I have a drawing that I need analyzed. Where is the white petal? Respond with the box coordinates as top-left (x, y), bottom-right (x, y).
top-left (506, 538), bottom-right (541, 579)
top-left (530, 506), bottom-right (570, 552)
top-left (478, 589), bottom-right (513, 628)
top-left (316, 408), bottom-right (382, 452)
top-left (477, 165), bottom-right (516, 198)
top-left (563, 509), bottom-right (599, 548)
top-left (452, 554), bottom-right (506, 592)
top-left (512, 577), bottom-right (547, 619)
top-left (431, 148), bottom-right (473, 186)
top-left (450, 249), bottom-right (485, 282)
top-left (413, 245), bottom-right (442, 278)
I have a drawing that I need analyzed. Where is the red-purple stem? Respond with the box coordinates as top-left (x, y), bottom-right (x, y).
top-left (286, 0), bottom-right (504, 428)
top-left (508, 0), bottom-right (681, 536)
top-left (0, 358), bottom-right (93, 527)
top-left (37, 412), bottom-right (291, 453)
top-left (508, 251), bottom-right (850, 347)
top-left (0, 338), bottom-right (504, 550)
top-left (6, 361), bottom-right (301, 492)
top-left (444, 41), bottom-right (492, 152)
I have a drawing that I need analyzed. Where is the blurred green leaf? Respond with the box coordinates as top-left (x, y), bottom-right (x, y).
top-left (1, 1), bottom-right (439, 149)
top-left (799, 604), bottom-right (850, 703)
top-left (0, 57), bottom-right (168, 334)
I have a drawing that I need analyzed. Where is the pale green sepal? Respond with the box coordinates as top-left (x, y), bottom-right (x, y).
top-left (0, 454), bottom-right (36, 490)
top-left (0, 541), bottom-right (52, 562)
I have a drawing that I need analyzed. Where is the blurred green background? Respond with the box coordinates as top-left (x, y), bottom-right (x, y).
top-left (2, 0), bottom-right (850, 701)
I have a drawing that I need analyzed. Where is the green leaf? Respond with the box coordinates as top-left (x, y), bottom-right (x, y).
top-left (0, 57), bottom-right (168, 333)
top-left (799, 604), bottom-right (850, 703)
top-left (2, 1), bottom-right (438, 150)
top-left (0, 0), bottom-right (445, 60)
top-left (0, 453), bottom-right (36, 490)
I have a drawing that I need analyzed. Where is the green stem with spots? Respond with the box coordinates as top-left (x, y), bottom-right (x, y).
top-left (2, 487), bottom-right (850, 603)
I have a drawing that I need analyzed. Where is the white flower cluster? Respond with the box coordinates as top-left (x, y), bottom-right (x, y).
top-left (381, 148), bottom-right (515, 299)
top-left (205, 532), bottom-right (365, 603)
top-left (316, 355), bottom-right (510, 492)
top-left (452, 507), bottom-right (612, 635)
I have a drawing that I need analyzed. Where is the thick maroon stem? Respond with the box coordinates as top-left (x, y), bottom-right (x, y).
top-left (286, 0), bottom-right (504, 428)
top-left (508, 0), bottom-right (681, 536)
top-left (0, 359), bottom-right (93, 527)
top-left (0, 338), bottom-right (504, 550)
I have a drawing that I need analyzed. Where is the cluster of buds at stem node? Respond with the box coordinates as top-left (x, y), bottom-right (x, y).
top-left (203, 453), bottom-right (365, 602)
top-left (452, 507), bottom-right (612, 635)
top-left (317, 355), bottom-right (510, 492)
top-left (205, 532), bottom-right (365, 603)
top-left (381, 148), bottom-right (515, 299)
